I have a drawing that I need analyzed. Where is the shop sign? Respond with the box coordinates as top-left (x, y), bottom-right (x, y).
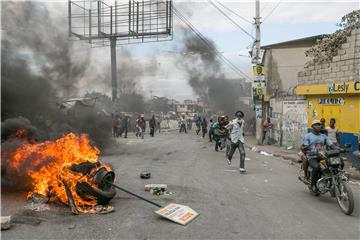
top-left (318, 97), bottom-right (345, 105)
top-left (297, 81), bottom-right (360, 95)
top-left (328, 81), bottom-right (360, 94)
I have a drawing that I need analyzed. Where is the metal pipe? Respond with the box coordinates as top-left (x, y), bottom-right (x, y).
top-left (68, 0), bottom-right (72, 37)
top-left (110, 38), bottom-right (118, 101)
top-left (110, 6), bottom-right (113, 35)
top-left (98, 1), bottom-right (101, 35)
top-left (89, 9), bottom-right (92, 43)
top-left (108, 182), bottom-right (163, 208)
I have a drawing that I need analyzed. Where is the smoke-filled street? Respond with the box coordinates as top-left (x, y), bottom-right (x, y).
top-left (2, 130), bottom-right (359, 239)
top-left (2, 0), bottom-right (360, 239)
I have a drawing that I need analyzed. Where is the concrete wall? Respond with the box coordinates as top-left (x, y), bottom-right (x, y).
top-left (262, 44), bottom-right (312, 147)
top-left (268, 96), bottom-right (307, 148)
top-left (298, 28), bottom-right (360, 85)
top-left (264, 46), bottom-right (313, 96)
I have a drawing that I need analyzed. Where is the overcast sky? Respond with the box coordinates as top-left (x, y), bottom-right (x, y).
top-left (40, 0), bottom-right (360, 100)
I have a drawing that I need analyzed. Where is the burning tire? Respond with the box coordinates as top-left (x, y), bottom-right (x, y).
top-left (71, 163), bottom-right (117, 205)
top-left (76, 181), bottom-right (116, 205)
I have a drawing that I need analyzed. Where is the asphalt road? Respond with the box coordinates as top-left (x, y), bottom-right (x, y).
top-left (2, 130), bottom-right (360, 239)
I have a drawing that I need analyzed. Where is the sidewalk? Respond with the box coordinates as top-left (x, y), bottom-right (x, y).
top-left (245, 135), bottom-right (360, 181)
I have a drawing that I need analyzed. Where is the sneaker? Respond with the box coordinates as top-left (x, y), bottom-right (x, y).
top-left (227, 158), bottom-right (231, 165)
top-left (239, 168), bottom-right (246, 173)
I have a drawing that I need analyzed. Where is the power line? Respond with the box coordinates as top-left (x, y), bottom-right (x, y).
top-left (208, 0), bottom-right (255, 40)
top-left (263, 0), bottom-right (282, 22)
top-left (213, 0), bottom-right (253, 25)
top-left (172, 6), bottom-right (251, 80)
top-left (174, 8), bottom-right (249, 79)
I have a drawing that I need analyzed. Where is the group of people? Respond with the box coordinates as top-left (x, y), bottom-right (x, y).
top-left (181, 111), bottom-right (247, 173)
top-left (112, 114), bottom-right (130, 138)
top-left (112, 114), bottom-right (161, 139)
top-left (134, 115), bottom-right (161, 139)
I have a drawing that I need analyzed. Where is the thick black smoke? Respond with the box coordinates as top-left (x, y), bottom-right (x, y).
top-left (181, 33), bottom-right (250, 116)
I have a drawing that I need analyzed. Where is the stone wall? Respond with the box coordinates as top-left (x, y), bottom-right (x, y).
top-left (298, 28), bottom-right (360, 85)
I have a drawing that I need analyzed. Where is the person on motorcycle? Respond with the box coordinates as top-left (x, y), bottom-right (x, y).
top-left (301, 119), bottom-right (340, 192)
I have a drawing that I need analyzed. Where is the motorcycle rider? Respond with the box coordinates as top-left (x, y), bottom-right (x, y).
top-left (301, 119), bottom-right (340, 192)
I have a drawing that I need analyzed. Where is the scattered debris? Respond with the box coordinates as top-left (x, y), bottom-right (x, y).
top-left (28, 192), bottom-right (49, 204)
top-left (140, 171), bottom-right (151, 179)
top-left (24, 202), bottom-right (50, 212)
top-left (251, 146), bottom-right (258, 152)
top-left (68, 224), bottom-right (76, 229)
top-left (1, 216), bottom-right (11, 230)
top-left (287, 146), bottom-right (294, 150)
top-left (145, 184), bottom-right (167, 192)
top-left (260, 151), bottom-right (273, 157)
top-left (94, 205), bottom-right (115, 214)
top-left (264, 179), bottom-right (269, 183)
top-left (163, 191), bottom-right (174, 196)
top-left (245, 157), bottom-right (251, 161)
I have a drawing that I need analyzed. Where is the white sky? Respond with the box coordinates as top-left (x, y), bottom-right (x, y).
top-left (33, 1), bottom-right (360, 100)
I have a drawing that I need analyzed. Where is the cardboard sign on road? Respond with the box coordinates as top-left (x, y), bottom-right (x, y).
top-left (155, 203), bottom-right (199, 225)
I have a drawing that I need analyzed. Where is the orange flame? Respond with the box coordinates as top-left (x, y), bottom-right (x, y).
top-left (8, 132), bottom-right (112, 213)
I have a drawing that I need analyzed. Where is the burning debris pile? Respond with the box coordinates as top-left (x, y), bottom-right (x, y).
top-left (2, 131), bottom-right (116, 214)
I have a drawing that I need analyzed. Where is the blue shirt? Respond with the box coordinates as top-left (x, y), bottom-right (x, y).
top-left (303, 132), bottom-right (333, 156)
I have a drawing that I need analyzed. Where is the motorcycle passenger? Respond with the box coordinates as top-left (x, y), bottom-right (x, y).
top-left (301, 119), bottom-right (340, 192)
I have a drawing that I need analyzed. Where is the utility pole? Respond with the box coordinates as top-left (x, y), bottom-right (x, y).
top-left (254, 0), bottom-right (264, 144)
top-left (255, 0), bottom-right (261, 65)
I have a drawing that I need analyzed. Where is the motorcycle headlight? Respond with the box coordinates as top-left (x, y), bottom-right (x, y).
top-left (329, 157), bottom-right (341, 165)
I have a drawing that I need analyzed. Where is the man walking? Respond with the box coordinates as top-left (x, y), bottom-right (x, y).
top-left (149, 115), bottom-right (156, 137)
top-left (122, 115), bottom-right (129, 138)
top-left (195, 115), bottom-right (201, 135)
top-left (208, 119), bottom-right (214, 142)
top-left (179, 115), bottom-right (187, 133)
top-left (226, 111), bottom-right (246, 173)
top-left (201, 117), bottom-right (208, 138)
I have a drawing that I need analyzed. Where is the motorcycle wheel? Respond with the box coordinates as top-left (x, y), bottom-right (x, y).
top-left (335, 181), bottom-right (354, 215)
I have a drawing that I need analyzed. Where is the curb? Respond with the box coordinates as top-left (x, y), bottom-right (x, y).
top-left (246, 144), bottom-right (360, 181)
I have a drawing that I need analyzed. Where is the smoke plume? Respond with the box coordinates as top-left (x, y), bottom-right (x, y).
top-left (181, 33), bottom-right (250, 116)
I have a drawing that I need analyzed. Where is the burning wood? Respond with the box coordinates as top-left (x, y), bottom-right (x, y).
top-left (4, 132), bottom-right (116, 213)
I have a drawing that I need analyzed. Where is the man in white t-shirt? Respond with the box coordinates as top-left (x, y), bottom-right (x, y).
top-left (225, 110), bottom-right (246, 173)
top-left (325, 118), bottom-right (339, 144)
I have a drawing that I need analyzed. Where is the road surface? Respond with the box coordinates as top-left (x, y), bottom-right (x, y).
top-left (2, 130), bottom-right (360, 239)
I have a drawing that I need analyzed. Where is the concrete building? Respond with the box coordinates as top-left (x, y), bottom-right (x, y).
top-left (175, 100), bottom-right (199, 116)
top-left (260, 35), bottom-right (324, 147)
top-left (296, 28), bottom-right (360, 164)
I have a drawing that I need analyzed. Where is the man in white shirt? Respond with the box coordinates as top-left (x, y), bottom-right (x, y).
top-left (325, 118), bottom-right (339, 144)
top-left (225, 110), bottom-right (246, 173)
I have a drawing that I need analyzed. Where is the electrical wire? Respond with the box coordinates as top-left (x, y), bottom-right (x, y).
top-left (173, 5), bottom-right (251, 80)
top-left (213, 0), bottom-right (253, 25)
top-left (263, 0), bottom-right (282, 22)
top-left (208, 0), bottom-right (254, 40)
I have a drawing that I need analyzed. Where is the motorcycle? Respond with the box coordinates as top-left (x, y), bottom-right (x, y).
top-left (298, 145), bottom-right (354, 215)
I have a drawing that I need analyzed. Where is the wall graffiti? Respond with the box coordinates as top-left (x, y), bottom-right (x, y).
top-left (282, 100), bottom-right (308, 148)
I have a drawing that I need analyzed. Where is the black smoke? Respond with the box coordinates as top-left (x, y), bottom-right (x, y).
top-left (181, 33), bottom-right (250, 116)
